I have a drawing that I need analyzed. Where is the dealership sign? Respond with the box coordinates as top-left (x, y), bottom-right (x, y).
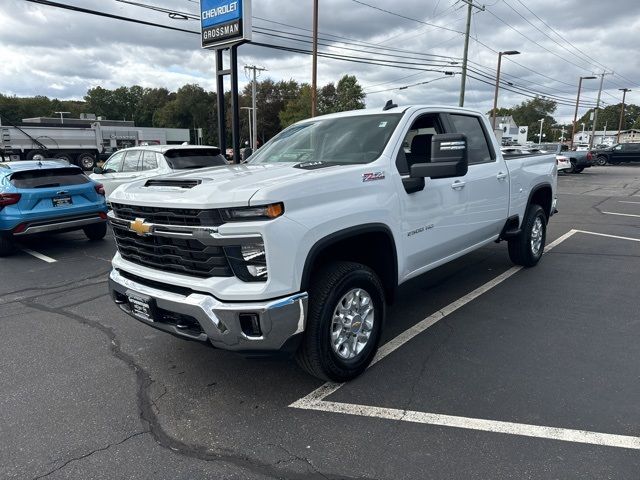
top-left (200, 0), bottom-right (252, 49)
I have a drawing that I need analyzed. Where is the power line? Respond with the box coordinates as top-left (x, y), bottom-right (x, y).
top-left (24, 0), bottom-right (201, 34)
top-left (366, 74), bottom-right (455, 95)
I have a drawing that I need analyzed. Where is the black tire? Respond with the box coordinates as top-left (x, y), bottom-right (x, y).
top-left (26, 150), bottom-right (47, 161)
top-left (574, 167), bottom-right (584, 173)
top-left (77, 153), bottom-right (96, 171)
top-left (296, 261), bottom-right (385, 382)
top-left (596, 156), bottom-right (608, 166)
top-left (508, 204), bottom-right (547, 268)
top-left (54, 153), bottom-right (73, 164)
top-left (568, 160), bottom-right (577, 173)
top-left (0, 233), bottom-right (15, 257)
top-left (83, 222), bottom-right (107, 241)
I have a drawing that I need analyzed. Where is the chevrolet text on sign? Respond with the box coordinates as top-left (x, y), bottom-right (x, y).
top-left (200, 0), bottom-right (252, 49)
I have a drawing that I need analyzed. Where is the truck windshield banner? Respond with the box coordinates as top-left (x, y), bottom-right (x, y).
top-left (200, 0), bottom-right (251, 49)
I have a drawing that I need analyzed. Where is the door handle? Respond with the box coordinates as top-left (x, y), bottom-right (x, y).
top-left (451, 181), bottom-right (466, 190)
top-left (497, 172), bottom-right (508, 180)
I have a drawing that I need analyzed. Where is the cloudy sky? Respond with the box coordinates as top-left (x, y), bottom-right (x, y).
top-left (1, 0), bottom-right (639, 123)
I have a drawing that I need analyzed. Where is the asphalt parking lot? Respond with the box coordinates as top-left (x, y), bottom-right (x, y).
top-left (2, 165), bottom-right (639, 480)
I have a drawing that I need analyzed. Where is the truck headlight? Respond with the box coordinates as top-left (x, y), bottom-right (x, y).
top-left (225, 242), bottom-right (268, 282)
top-left (221, 203), bottom-right (284, 222)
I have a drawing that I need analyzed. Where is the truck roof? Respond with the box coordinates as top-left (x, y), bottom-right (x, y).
top-left (294, 105), bottom-right (486, 123)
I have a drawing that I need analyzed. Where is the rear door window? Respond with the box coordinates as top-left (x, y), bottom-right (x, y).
top-left (11, 168), bottom-right (90, 188)
top-left (164, 149), bottom-right (227, 170)
top-left (122, 150), bottom-right (142, 172)
top-left (448, 114), bottom-right (494, 165)
top-left (142, 151), bottom-right (158, 170)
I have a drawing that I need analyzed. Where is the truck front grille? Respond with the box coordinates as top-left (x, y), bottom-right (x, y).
top-left (111, 223), bottom-right (233, 278)
top-left (110, 203), bottom-right (223, 227)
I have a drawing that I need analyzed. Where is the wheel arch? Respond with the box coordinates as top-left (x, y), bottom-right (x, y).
top-left (527, 183), bottom-right (553, 222)
top-left (300, 224), bottom-right (399, 303)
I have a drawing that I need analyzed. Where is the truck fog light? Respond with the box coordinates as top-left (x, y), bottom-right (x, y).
top-left (224, 243), bottom-right (268, 282)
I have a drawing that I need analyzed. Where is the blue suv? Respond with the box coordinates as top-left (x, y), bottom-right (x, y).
top-left (0, 161), bottom-right (108, 256)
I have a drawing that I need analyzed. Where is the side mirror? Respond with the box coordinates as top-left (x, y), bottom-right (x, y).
top-left (93, 167), bottom-right (104, 174)
top-left (411, 134), bottom-right (469, 179)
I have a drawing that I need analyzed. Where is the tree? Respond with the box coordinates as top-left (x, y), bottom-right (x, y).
top-left (279, 84), bottom-right (312, 127)
top-left (578, 103), bottom-right (640, 132)
top-left (509, 97), bottom-right (558, 142)
top-left (335, 75), bottom-right (366, 112)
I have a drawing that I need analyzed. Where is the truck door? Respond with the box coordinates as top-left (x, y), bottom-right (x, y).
top-left (445, 113), bottom-right (509, 245)
top-left (395, 112), bottom-right (471, 275)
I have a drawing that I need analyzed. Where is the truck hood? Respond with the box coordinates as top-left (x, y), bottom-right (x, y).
top-left (107, 162), bottom-right (339, 207)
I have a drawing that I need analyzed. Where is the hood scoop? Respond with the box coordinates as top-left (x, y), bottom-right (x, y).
top-left (144, 179), bottom-right (202, 189)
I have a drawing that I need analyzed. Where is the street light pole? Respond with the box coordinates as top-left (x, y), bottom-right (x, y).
top-left (492, 50), bottom-right (520, 130)
top-left (570, 76), bottom-right (596, 149)
top-left (617, 88), bottom-right (631, 143)
top-left (589, 72), bottom-right (612, 150)
top-left (240, 107), bottom-right (253, 148)
top-left (538, 118), bottom-right (544, 146)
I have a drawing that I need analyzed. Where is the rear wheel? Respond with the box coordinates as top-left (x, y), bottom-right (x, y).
top-left (574, 167), bottom-right (584, 173)
top-left (26, 150), bottom-right (47, 161)
top-left (296, 261), bottom-right (385, 381)
top-left (78, 153), bottom-right (96, 171)
top-left (596, 156), bottom-right (608, 166)
top-left (83, 222), bottom-right (107, 241)
top-left (54, 153), bottom-right (73, 164)
top-left (0, 233), bottom-right (15, 257)
top-left (508, 204), bottom-right (547, 268)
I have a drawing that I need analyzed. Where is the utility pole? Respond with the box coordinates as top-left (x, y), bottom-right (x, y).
top-left (244, 65), bottom-right (267, 151)
top-left (311, 0), bottom-right (319, 117)
top-left (570, 76), bottom-right (596, 149)
top-left (589, 72), bottom-right (613, 150)
top-left (617, 88), bottom-right (631, 143)
top-left (54, 111), bottom-right (70, 125)
top-left (538, 118), bottom-right (544, 146)
top-left (459, 0), bottom-right (485, 107)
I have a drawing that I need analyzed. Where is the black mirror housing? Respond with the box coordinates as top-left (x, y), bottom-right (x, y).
top-left (411, 133), bottom-right (469, 179)
top-left (93, 167), bottom-right (104, 174)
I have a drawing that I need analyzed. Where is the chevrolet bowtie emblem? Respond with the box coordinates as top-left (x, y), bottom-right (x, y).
top-left (129, 218), bottom-right (152, 236)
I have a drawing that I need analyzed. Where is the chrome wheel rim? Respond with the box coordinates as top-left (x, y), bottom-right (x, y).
top-left (531, 216), bottom-right (544, 257)
top-left (330, 288), bottom-right (375, 360)
top-left (32, 153), bottom-right (45, 161)
top-left (81, 156), bottom-right (94, 169)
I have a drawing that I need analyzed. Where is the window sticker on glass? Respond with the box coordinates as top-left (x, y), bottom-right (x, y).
top-left (378, 122), bottom-right (388, 128)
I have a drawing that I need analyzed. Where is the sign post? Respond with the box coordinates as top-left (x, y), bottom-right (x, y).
top-left (200, 0), bottom-right (252, 163)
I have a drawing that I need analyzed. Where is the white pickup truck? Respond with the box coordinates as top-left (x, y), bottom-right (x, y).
top-left (107, 105), bottom-right (557, 381)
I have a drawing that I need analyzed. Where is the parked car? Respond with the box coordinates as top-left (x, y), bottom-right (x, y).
top-left (106, 105), bottom-right (557, 381)
top-left (0, 160), bottom-right (108, 256)
top-left (556, 154), bottom-right (571, 172)
top-left (90, 145), bottom-right (227, 197)
top-left (560, 150), bottom-right (594, 173)
top-left (592, 143), bottom-right (640, 166)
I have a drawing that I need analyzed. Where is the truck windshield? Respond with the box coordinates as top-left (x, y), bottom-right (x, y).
top-left (164, 149), bottom-right (227, 170)
top-left (248, 113), bottom-right (404, 165)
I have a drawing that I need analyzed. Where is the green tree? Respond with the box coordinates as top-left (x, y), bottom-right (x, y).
top-left (578, 103), bottom-right (640, 132)
top-left (279, 84), bottom-right (312, 128)
top-left (509, 97), bottom-right (557, 142)
top-left (335, 75), bottom-right (366, 112)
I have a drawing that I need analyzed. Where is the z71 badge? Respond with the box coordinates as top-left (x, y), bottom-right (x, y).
top-left (362, 171), bottom-right (385, 182)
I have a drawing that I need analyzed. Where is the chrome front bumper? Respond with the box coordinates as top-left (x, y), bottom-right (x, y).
top-left (109, 269), bottom-right (308, 352)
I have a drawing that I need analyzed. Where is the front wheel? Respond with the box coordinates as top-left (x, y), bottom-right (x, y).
top-left (83, 222), bottom-right (107, 241)
top-left (296, 261), bottom-right (385, 381)
top-left (508, 204), bottom-right (547, 268)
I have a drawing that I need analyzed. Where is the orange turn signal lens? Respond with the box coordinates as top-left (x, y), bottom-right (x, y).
top-left (266, 203), bottom-right (284, 218)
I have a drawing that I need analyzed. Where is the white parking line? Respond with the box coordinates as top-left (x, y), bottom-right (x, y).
top-left (618, 201), bottom-right (640, 205)
top-left (21, 248), bottom-right (57, 264)
top-left (291, 229), bottom-right (640, 451)
top-left (602, 211), bottom-right (640, 218)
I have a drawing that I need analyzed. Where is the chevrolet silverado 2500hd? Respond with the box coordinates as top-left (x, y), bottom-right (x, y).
top-left (107, 105), bottom-right (558, 381)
